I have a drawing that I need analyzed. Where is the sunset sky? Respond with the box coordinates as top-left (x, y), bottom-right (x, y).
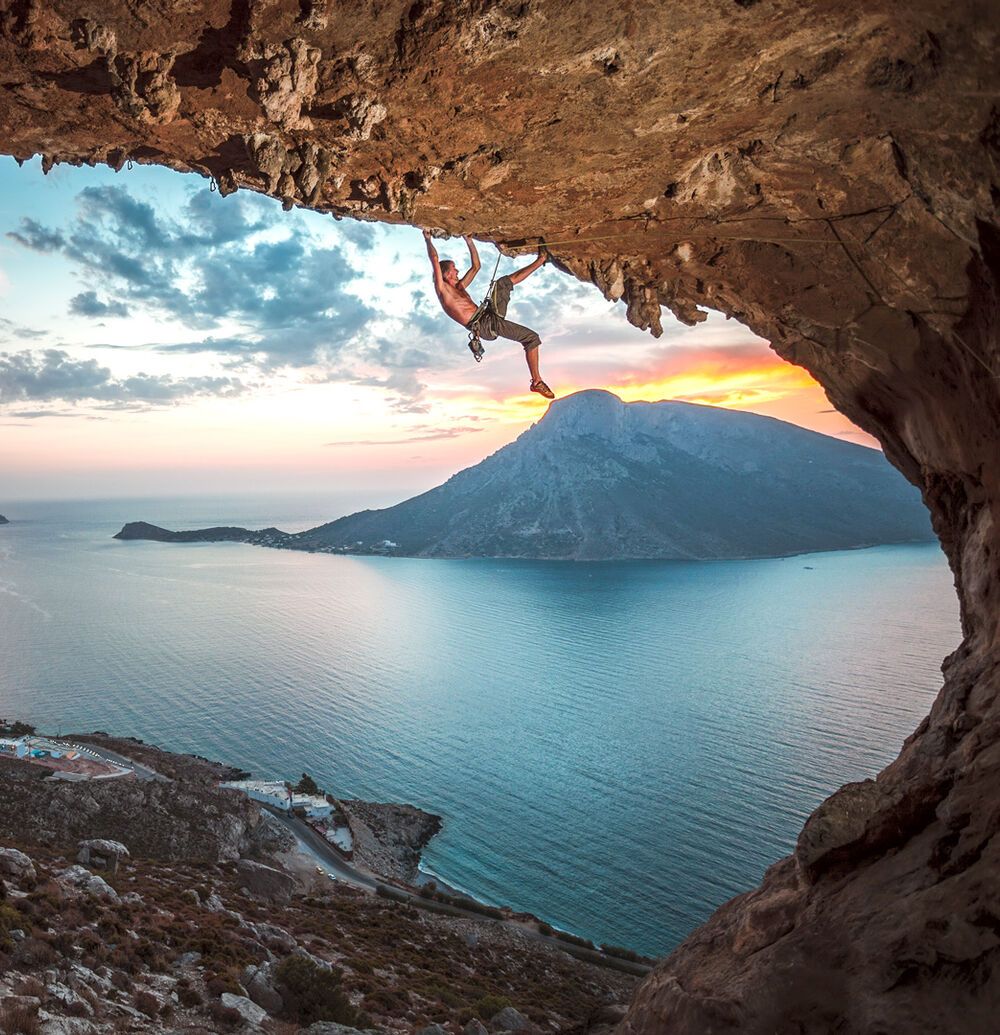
top-left (0, 156), bottom-right (874, 503)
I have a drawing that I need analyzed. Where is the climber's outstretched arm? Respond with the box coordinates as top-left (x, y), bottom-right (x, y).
top-left (460, 235), bottom-right (481, 288)
top-left (423, 229), bottom-right (444, 295)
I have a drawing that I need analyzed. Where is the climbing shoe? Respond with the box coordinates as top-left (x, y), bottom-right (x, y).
top-left (530, 379), bottom-right (555, 400)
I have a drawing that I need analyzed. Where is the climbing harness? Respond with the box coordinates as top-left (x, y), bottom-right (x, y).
top-left (465, 250), bottom-right (503, 363)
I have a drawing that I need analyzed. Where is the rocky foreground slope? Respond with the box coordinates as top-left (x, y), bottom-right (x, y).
top-left (0, 736), bottom-right (635, 1034)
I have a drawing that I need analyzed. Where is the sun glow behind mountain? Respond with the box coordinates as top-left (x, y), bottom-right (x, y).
top-left (0, 157), bottom-right (874, 500)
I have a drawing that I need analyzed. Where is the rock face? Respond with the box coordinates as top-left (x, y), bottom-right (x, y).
top-left (236, 858), bottom-right (296, 902)
top-left (0, 755), bottom-right (266, 862)
top-left (295, 390), bottom-right (933, 559)
top-left (339, 800), bottom-right (442, 883)
top-left (1, 2), bottom-right (998, 1030)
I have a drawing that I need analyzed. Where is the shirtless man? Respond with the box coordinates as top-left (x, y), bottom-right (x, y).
top-left (422, 229), bottom-right (554, 399)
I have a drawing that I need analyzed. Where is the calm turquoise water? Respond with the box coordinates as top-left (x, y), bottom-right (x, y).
top-left (0, 497), bottom-right (960, 956)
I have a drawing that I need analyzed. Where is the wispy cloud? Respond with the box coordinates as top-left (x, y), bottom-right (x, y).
top-left (324, 424), bottom-right (485, 446)
top-left (0, 316), bottom-right (47, 342)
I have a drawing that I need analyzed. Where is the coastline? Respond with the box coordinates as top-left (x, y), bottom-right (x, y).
top-left (1, 721), bottom-right (655, 972)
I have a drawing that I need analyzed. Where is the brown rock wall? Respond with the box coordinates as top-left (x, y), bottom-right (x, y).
top-left (1, 1), bottom-right (998, 1029)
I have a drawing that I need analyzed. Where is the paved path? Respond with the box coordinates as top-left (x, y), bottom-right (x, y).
top-left (70, 742), bottom-right (166, 781)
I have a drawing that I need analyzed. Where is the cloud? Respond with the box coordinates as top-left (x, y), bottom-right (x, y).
top-left (0, 317), bottom-right (47, 341)
top-left (6, 218), bottom-right (65, 252)
top-left (7, 185), bottom-right (381, 373)
top-left (7, 408), bottom-right (110, 420)
top-left (324, 424), bottom-right (485, 446)
top-left (69, 291), bottom-right (130, 318)
top-left (0, 348), bottom-right (247, 408)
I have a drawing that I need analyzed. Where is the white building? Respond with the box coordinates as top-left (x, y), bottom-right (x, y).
top-left (291, 793), bottom-right (333, 818)
top-left (0, 737), bottom-right (28, 759)
top-left (221, 780), bottom-right (333, 819)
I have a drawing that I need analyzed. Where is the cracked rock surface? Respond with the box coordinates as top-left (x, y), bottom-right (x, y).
top-left (1, 1), bottom-right (998, 1030)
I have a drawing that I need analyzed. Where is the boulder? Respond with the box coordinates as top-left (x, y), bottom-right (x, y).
top-left (236, 858), bottom-right (295, 903)
top-left (242, 961), bottom-right (284, 1015)
top-left (246, 920), bottom-right (298, 952)
top-left (301, 1025), bottom-right (377, 1035)
top-left (489, 1007), bottom-right (533, 1032)
top-left (464, 1021), bottom-right (489, 1035)
top-left (45, 980), bottom-right (93, 1017)
top-left (220, 992), bottom-right (268, 1027)
top-left (55, 865), bottom-right (118, 901)
top-left (36, 1015), bottom-right (98, 1035)
top-left (418, 1025), bottom-right (449, 1035)
top-left (0, 847), bottom-right (36, 882)
top-left (76, 839), bottom-right (129, 873)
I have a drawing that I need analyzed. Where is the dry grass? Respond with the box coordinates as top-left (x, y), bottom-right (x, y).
top-left (0, 844), bottom-right (635, 1032)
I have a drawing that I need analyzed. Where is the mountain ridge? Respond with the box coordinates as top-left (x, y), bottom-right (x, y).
top-left (115, 391), bottom-right (934, 561)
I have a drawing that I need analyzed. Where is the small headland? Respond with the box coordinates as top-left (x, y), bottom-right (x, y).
top-left (113, 521), bottom-right (290, 548)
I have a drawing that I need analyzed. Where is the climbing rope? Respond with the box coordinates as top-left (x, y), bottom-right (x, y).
top-left (501, 229), bottom-right (843, 251)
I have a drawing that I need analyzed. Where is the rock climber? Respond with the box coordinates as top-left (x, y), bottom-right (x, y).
top-left (422, 229), bottom-right (555, 400)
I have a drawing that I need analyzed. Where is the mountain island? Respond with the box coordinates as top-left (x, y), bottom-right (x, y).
top-left (115, 391), bottom-right (932, 561)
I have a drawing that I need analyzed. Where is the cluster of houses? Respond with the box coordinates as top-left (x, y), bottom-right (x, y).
top-left (0, 736), bottom-right (29, 759)
top-left (0, 735), bottom-right (83, 761)
top-left (220, 779), bottom-right (334, 818)
top-left (220, 779), bottom-right (354, 856)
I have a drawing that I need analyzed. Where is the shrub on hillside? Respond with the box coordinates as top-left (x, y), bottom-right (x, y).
top-left (473, 994), bottom-right (512, 1020)
top-left (134, 990), bottom-right (160, 1018)
top-left (599, 943), bottom-right (651, 964)
top-left (0, 904), bottom-right (24, 952)
top-left (208, 1001), bottom-right (243, 1027)
top-left (275, 954), bottom-right (367, 1027)
top-left (0, 1003), bottom-right (40, 1035)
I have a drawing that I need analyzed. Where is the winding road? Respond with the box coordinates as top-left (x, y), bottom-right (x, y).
top-left (263, 805), bottom-right (652, 977)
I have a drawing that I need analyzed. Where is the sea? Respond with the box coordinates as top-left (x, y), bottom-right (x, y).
top-left (0, 495), bottom-right (961, 957)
